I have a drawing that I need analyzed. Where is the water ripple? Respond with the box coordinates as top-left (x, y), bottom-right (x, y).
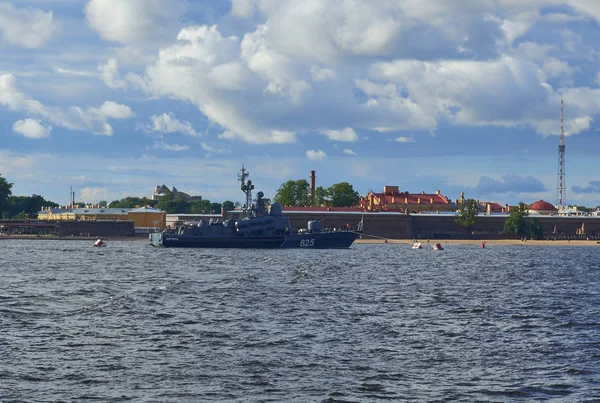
top-left (1, 240), bottom-right (599, 401)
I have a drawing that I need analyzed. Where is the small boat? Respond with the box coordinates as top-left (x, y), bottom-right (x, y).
top-left (411, 241), bottom-right (422, 249)
top-left (93, 238), bottom-right (105, 247)
top-left (432, 243), bottom-right (444, 251)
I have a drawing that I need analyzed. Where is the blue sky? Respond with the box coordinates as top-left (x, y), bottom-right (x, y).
top-left (1, 0), bottom-right (600, 208)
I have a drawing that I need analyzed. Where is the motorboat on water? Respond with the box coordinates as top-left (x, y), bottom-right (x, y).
top-left (411, 241), bottom-right (422, 249)
top-left (149, 165), bottom-right (360, 249)
top-left (432, 243), bottom-right (444, 250)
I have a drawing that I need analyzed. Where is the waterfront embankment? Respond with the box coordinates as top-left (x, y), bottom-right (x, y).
top-left (2, 234), bottom-right (599, 246)
top-left (355, 238), bottom-right (600, 246)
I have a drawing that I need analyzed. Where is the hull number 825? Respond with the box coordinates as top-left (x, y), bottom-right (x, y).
top-left (300, 239), bottom-right (315, 247)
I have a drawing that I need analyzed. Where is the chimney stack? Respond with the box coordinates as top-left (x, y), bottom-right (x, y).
top-left (310, 170), bottom-right (316, 205)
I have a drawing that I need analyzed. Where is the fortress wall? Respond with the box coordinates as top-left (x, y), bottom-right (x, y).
top-left (288, 212), bottom-right (600, 240)
top-left (411, 215), bottom-right (507, 239)
top-left (534, 216), bottom-right (600, 237)
top-left (287, 212), bottom-right (412, 239)
top-left (56, 220), bottom-right (135, 237)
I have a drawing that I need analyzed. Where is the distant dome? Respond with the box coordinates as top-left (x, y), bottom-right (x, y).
top-left (529, 200), bottom-right (557, 214)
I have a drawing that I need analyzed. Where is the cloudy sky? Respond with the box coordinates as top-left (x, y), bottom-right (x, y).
top-left (1, 0), bottom-right (600, 208)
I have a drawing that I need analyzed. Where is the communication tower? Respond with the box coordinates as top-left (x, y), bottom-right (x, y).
top-left (556, 99), bottom-right (566, 208)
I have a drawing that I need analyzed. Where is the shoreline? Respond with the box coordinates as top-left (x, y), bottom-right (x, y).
top-left (1, 235), bottom-right (598, 246)
top-left (0, 235), bottom-right (147, 241)
top-left (354, 238), bottom-right (600, 246)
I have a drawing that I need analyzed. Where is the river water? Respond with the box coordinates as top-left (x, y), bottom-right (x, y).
top-left (1, 239), bottom-right (599, 402)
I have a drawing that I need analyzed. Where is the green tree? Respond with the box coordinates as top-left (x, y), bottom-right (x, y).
top-left (274, 179), bottom-right (310, 206)
top-left (528, 217), bottom-right (544, 240)
top-left (210, 202), bottom-right (222, 214)
top-left (173, 194), bottom-right (189, 213)
top-left (0, 174), bottom-right (13, 218)
top-left (13, 211), bottom-right (28, 220)
top-left (98, 200), bottom-right (108, 208)
top-left (199, 200), bottom-right (212, 213)
top-left (222, 200), bottom-right (235, 213)
top-left (8, 194), bottom-right (58, 219)
top-left (188, 199), bottom-right (212, 214)
top-left (109, 197), bottom-right (157, 208)
top-left (504, 202), bottom-right (529, 237)
top-left (189, 200), bottom-right (204, 214)
top-left (454, 198), bottom-right (479, 235)
top-left (328, 182), bottom-right (359, 207)
top-left (157, 192), bottom-right (177, 213)
top-left (313, 186), bottom-right (330, 207)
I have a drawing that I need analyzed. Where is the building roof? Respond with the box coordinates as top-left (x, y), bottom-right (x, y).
top-left (362, 190), bottom-right (451, 207)
top-left (479, 201), bottom-right (505, 213)
top-left (529, 200), bottom-right (557, 211)
top-left (129, 206), bottom-right (164, 213)
top-left (39, 207), bottom-right (131, 215)
top-left (283, 206), bottom-right (365, 212)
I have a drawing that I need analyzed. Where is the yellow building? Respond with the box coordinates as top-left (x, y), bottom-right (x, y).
top-left (38, 206), bottom-right (130, 221)
top-left (360, 186), bottom-right (454, 213)
top-left (127, 206), bottom-right (166, 230)
top-left (38, 206), bottom-right (166, 230)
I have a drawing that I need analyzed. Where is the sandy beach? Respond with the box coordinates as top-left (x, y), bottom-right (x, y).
top-left (354, 238), bottom-right (600, 246)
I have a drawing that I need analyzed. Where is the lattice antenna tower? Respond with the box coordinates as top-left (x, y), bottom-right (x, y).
top-left (556, 99), bottom-right (566, 208)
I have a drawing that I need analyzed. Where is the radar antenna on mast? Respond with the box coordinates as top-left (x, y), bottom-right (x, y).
top-left (238, 164), bottom-right (254, 217)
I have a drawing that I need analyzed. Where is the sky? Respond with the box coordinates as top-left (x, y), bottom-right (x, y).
top-left (1, 0), bottom-right (600, 208)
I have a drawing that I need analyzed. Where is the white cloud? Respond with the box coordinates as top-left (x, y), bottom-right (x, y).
top-left (370, 56), bottom-right (599, 136)
top-left (306, 149), bottom-right (326, 160)
top-left (496, 11), bottom-right (539, 45)
top-left (395, 136), bottom-right (415, 143)
top-left (566, 0), bottom-right (600, 21)
top-left (321, 127), bottom-right (359, 142)
top-left (201, 142), bottom-right (231, 154)
top-left (54, 68), bottom-right (96, 77)
top-left (231, 0), bottom-right (255, 18)
top-left (310, 66), bottom-right (336, 82)
top-left (100, 101), bottom-right (134, 119)
top-left (101, 1), bottom-right (600, 146)
top-left (79, 187), bottom-right (110, 203)
top-left (540, 12), bottom-right (587, 23)
top-left (0, 73), bottom-right (134, 136)
top-left (343, 149), bottom-right (357, 156)
top-left (84, 0), bottom-right (187, 46)
top-left (12, 118), bottom-right (52, 139)
top-left (240, 24), bottom-right (311, 103)
top-left (147, 113), bottom-right (197, 136)
top-left (98, 59), bottom-right (127, 89)
top-left (153, 141), bottom-right (189, 152)
top-left (0, 2), bottom-right (61, 48)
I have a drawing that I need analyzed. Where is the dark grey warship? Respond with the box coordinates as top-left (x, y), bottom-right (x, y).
top-left (149, 166), bottom-right (359, 248)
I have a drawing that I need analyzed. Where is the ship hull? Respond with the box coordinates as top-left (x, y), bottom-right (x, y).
top-left (149, 231), bottom-right (358, 249)
top-left (280, 232), bottom-right (358, 249)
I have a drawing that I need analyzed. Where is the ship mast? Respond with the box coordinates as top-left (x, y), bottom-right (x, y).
top-left (238, 164), bottom-right (254, 217)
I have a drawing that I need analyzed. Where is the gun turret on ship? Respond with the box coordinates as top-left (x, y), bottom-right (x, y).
top-left (149, 165), bottom-right (359, 248)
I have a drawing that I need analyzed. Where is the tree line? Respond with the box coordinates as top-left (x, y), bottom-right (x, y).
top-left (274, 179), bottom-right (360, 207)
top-left (0, 174), bottom-right (236, 219)
top-left (455, 198), bottom-right (544, 239)
top-left (0, 172), bottom-right (360, 220)
top-left (105, 191), bottom-right (235, 215)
